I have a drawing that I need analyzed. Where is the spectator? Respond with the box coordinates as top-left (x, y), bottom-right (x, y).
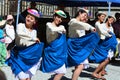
top-left (112, 13), bottom-right (120, 59)
top-left (0, 70), bottom-right (7, 80)
top-left (0, 18), bottom-right (7, 66)
top-left (112, 12), bottom-right (120, 38)
top-left (20, 2), bottom-right (39, 23)
top-left (4, 15), bottom-right (15, 59)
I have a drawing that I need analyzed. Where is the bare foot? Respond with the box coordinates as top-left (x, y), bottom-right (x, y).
top-left (91, 73), bottom-right (100, 79)
top-left (101, 70), bottom-right (107, 76)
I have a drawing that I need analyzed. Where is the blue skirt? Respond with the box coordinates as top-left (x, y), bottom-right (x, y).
top-left (67, 32), bottom-right (100, 67)
top-left (6, 42), bottom-right (44, 75)
top-left (89, 33), bottom-right (117, 63)
top-left (40, 34), bottom-right (67, 72)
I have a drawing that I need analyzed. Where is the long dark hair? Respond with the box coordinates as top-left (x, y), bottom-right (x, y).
top-left (105, 16), bottom-right (114, 22)
top-left (74, 9), bottom-right (87, 18)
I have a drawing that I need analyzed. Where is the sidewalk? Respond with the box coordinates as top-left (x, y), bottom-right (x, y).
top-left (1, 60), bottom-right (120, 80)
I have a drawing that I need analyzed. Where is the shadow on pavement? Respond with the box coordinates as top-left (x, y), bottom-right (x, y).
top-left (110, 58), bottom-right (120, 66)
top-left (80, 71), bottom-right (92, 78)
top-left (84, 66), bottom-right (96, 72)
top-left (48, 75), bottom-right (71, 80)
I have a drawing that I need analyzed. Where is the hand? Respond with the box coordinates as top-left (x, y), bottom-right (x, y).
top-left (3, 34), bottom-right (6, 37)
top-left (35, 38), bottom-right (40, 43)
top-left (92, 28), bottom-right (96, 32)
top-left (0, 39), bottom-right (5, 42)
top-left (62, 30), bottom-right (66, 34)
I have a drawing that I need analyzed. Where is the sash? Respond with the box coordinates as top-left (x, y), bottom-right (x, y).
top-left (89, 33), bottom-right (117, 63)
top-left (40, 34), bottom-right (67, 72)
top-left (6, 42), bottom-right (44, 75)
top-left (67, 32), bottom-right (100, 67)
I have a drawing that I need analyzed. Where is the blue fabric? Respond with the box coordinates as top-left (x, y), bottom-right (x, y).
top-left (6, 43), bottom-right (44, 75)
top-left (89, 33), bottom-right (117, 63)
top-left (40, 34), bottom-right (67, 72)
top-left (0, 29), bottom-right (4, 39)
top-left (22, 0), bottom-right (120, 7)
top-left (67, 32), bottom-right (100, 67)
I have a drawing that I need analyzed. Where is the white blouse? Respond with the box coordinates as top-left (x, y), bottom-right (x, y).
top-left (46, 22), bottom-right (66, 43)
top-left (15, 23), bottom-right (37, 47)
top-left (95, 22), bottom-right (113, 40)
top-left (68, 18), bottom-right (95, 38)
top-left (4, 24), bottom-right (15, 43)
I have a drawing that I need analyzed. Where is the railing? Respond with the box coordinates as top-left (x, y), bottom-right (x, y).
top-left (21, 2), bottom-right (76, 18)
top-left (0, 0), bottom-right (97, 19)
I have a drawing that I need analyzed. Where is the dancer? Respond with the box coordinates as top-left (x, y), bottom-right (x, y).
top-left (6, 9), bottom-right (44, 80)
top-left (40, 10), bottom-right (67, 80)
top-left (89, 16), bottom-right (117, 80)
top-left (67, 9), bottom-right (100, 80)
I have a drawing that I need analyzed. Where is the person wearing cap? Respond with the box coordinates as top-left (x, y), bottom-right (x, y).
top-left (4, 15), bottom-right (15, 59)
top-left (94, 12), bottom-right (107, 40)
top-left (57, 4), bottom-right (70, 37)
top-left (66, 9), bottom-right (100, 80)
top-left (6, 9), bottom-right (44, 80)
top-left (112, 13), bottom-right (120, 59)
top-left (40, 10), bottom-right (67, 80)
top-left (0, 18), bottom-right (7, 66)
top-left (89, 16), bottom-right (117, 80)
top-left (20, 2), bottom-right (38, 23)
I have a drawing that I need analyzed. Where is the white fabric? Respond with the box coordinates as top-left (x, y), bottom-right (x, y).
top-left (15, 58), bottom-right (41, 80)
top-left (107, 49), bottom-right (114, 60)
top-left (4, 24), bottom-right (15, 43)
top-left (50, 64), bottom-right (66, 74)
top-left (46, 22), bottom-right (66, 43)
top-left (15, 23), bottom-right (37, 47)
top-left (68, 18), bottom-right (95, 38)
top-left (81, 59), bottom-right (89, 69)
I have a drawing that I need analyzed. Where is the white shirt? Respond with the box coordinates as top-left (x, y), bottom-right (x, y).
top-left (68, 18), bottom-right (95, 38)
top-left (46, 22), bottom-right (66, 43)
top-left (95, 22), bottom-right (113, 40)
top-left (4, 24), bottom-right (15, 43)
top-left (15, 23), bottom-right (37, 47)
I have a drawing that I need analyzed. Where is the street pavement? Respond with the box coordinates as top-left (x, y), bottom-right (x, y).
top-left (1, 59), bottom-right (120, 80)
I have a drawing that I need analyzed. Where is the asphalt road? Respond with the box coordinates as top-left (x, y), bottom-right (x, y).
top-left (1, 59), bottom-right (120, 80)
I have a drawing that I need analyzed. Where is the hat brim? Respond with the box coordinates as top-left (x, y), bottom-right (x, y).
top-left (0, 20), bottom-right (6, 27)
top-left (55, 11), bottom-right (67, 18)
top-left (27, 10), bottom-right (40, 18)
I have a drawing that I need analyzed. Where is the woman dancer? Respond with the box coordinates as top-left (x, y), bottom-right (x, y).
top-left (6, 9), bottom-right (44, 80)
top-left (40, 10), bottom-right (67, 80)
top-left (89, 16), bottom-right (117, 80)
top-left (67, 9), bottom-right (100, 80)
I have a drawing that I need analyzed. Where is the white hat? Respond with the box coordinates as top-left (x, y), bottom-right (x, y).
top-left (97, 11), bottom-right (106, 16)
top-left (0, 19), bottom-right (6, 28)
